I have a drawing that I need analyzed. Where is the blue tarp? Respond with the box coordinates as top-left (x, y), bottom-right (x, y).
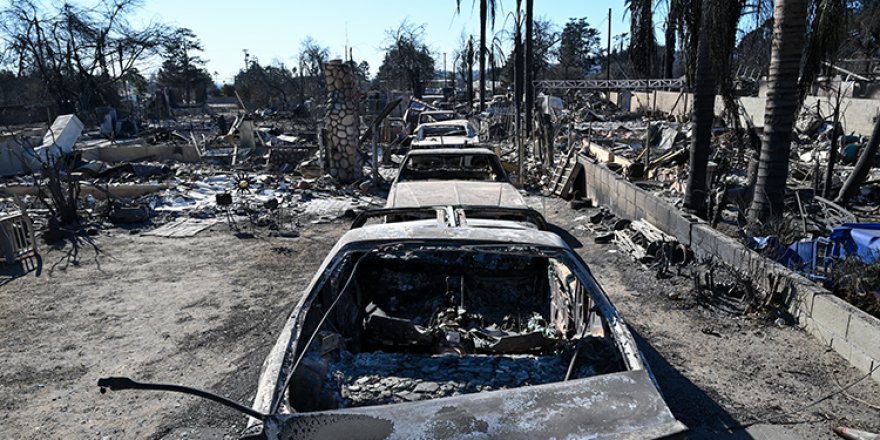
top-left (781, 239), bottom-right (822, 269)
top-left (829, 223), bottom-right (880, 264)
top-left (780, 223), bottom-right (880, 281)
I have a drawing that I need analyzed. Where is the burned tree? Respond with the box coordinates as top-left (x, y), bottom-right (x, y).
top-left (504, 19), bottom-right (559, 83)
top-left (683, 0), bottom-right (744, 217)
top-left (375, 21), bottom-right (435, 98)
top-left (455, 0), bottom-right (497, 111)
top-left (662, 0), bottom-right (680, 79)
top-left (683, 3), bottom-right (715, 216)
top-left (0, 0), bottom-right (172, 117)
top-left (836, 115), bottom-right (880, 205)
top-left (234, 62), bottom-right (298, 110)
top-left (554, 18), bottom-right (601, 79)
top-left (453, 34), bottom-right (476, 108)
top-left (156, 28), bottom-right (213, 106)
top-left (298, 36), bottom-right (330, 100)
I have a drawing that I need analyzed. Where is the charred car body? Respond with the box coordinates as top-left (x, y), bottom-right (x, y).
top-left (238, 218), bottom-right (687, 439)
top-left (411, 120), bottom-right (480, 149)
top-left (386, 148), bottom-right (529, 212)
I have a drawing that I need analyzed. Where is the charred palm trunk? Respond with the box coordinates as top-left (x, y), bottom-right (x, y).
top-left (479, 0), bottom-right (487, 112)
top-left (663, 20), bottom-right (675, 78)
top-left (411, 67), bottom-right (423, 99)
top-left (747, 0), bottom-right (808, 227)
top-left (514, 32), bottom-right (524, 106)
top-left (629, 0), bottom-right (655, 78)
top-left (524, 0), bottom-right (534, 136)
top-left (836, 115), bottom-right (880, 204)
top-left (663, 9), bottom-right (677, 79)
top-left (515, 21), bottom-right (524, 180)
top-left (467, 46), bottom-right (475, 110)
top-left (822, 99), bottom-right (841, 198)
top-left (683, 11), bottom-right (715, 216)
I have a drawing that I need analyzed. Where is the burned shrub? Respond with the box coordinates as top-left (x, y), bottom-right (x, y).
top-left (831, 257), bottom-right (880, 319)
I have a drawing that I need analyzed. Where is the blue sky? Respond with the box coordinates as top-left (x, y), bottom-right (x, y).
top-left (126, 0), bottom-right (630, 83)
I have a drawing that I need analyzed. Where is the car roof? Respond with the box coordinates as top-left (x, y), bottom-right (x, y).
top-left (404, 147), bottom-right (495, 156)
top-left (417, 120), bottom-right (471, 128)
top-left (333, 222), bottom-right (568, 250)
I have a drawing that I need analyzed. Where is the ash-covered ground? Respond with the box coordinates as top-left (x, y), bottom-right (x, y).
top-left (0, 196), bottom-right (878, 439)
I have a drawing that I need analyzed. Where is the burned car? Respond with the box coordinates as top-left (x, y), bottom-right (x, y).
top-left (417, 110), bottom-right (458, 126)
top-left (411, 120), bottom-right (479, 149)
top-left (386, 148), bottom-right (528, 211)
top-left (241, 220), bottom-right (686, 439)
top-left (98, 218), bottom-right (687, 439)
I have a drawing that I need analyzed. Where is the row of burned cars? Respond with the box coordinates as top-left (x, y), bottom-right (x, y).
top-left (99, 140), bottom-right (689, 438)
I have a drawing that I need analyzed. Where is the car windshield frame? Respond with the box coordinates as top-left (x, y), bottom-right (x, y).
top-left (419, 124), bottom-right (467, 137)
top-left (396, 153), bottom-right (508, 182)
top-left (418, 112), bottom-right (456, 124)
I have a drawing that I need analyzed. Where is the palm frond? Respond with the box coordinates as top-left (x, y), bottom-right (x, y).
top-left (627, 0), bottom-right (656, 77)
top-left (798, 0), bottom-right (847, 107)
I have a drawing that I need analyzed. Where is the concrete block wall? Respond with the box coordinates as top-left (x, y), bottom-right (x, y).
top-left (626, 91), bottom-right (880, 138)
top-left (577, 154), bottom-right (880, 383)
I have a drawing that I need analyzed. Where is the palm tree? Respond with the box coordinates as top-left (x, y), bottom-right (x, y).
top-left (747, 0), bottom-right (809, 227)
top-left (797, 0), bottom-right (847, 107)
top-left (524, 0), bottom-right (534, 135)
top-left (452, 32), bottom-right (476, 107)
top-left (663, 0), bottom-right (680, 79)
top-left (683, 3), bottom-right (714, 215)
top-left (488, 30), bottom-right (506, 85)
top-left (456, 0), bottom-right (496, 112)
top-left (626, 0), bottom-right (655, 78)
top-left (682, 0), bottom-right (743, 216)
top-left (676, 0), bottom-right (702, 85)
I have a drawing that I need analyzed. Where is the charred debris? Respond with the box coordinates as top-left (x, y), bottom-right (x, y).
top-left (534, 82), bottom-right (880, 320)
top-left (290, 247), bottom-right (620, 411)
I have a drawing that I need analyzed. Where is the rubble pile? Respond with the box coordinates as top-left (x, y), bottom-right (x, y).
top-left (539, 88), bottom-right (880, 318)
top-left (579, 208), bottom-right (692, 269)
top-left (0, 96), bottom-right (397, 242)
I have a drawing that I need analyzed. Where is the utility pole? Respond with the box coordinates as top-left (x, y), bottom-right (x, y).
top-left (607, 8), bottom-right (612, 81)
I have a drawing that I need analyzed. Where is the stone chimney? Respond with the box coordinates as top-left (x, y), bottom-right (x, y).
top-left (323, 60), bottom-right (362, 183)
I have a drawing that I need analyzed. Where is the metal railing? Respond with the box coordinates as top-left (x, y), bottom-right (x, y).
top-left (534, 78), bottom-right (686, 92)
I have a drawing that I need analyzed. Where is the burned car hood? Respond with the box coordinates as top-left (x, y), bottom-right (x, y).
top-left (265, 369), bottom-right (686, 440)
top-left (387, 181), bottom-right (527, 209)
